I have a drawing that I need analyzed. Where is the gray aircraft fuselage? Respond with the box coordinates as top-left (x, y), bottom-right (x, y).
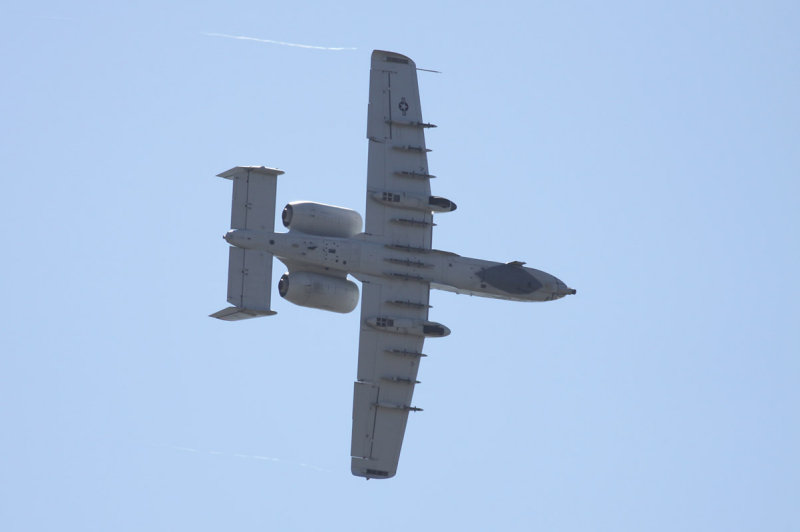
top-left (224, 229), bottom-right (575, 302)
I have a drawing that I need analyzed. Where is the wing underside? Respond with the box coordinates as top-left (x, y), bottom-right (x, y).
top-left (364, 50), bottom-right (434, 250)
top-left (351, 50), bottom-right (438, 479)
top-left (351, 275), bottom-right (430, 478)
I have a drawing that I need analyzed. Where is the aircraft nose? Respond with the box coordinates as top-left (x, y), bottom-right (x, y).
top-left (553, 278), bottom-right (576, 298)
top-left (558, 280), bottom-right (576, 296)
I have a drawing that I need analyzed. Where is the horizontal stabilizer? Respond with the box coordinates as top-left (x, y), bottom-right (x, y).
top-left (213, 165), bottom-right (283, 321)
top-left (223, 246), bottom-right (275, 315)
top-left (217, 166), bottom-right (283, 232)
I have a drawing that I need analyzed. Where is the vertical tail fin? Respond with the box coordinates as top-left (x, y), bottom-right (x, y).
top-left (211, 166), bottom-right (284, 321)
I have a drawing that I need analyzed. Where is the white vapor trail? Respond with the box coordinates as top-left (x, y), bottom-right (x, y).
top-left (166, 445), bottom-right (331, 472)
top-left (204, 32), bottom-right (356, 51)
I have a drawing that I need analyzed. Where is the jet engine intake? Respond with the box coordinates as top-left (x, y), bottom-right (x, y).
top-left (281, 201), bottom-right (363, 238)
top-left (278, 271), bottom-right (359, 313)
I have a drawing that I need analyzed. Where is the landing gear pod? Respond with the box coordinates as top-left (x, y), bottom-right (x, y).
top-left (365, 316), bottom-right (451, 337)
top-left (371, 191), bottom-right (457, 213)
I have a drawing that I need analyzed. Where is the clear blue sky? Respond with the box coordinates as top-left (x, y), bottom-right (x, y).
top-left (2, 1), bottom-right (798, 530)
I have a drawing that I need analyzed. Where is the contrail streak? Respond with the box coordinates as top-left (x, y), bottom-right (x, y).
top-left (204, 32), bottom-right (356, 51)
top-left (165, 445), bottom-right (330, 472)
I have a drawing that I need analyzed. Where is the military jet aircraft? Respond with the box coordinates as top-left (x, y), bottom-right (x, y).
top-left (212, 50), bottom-right (575, 479)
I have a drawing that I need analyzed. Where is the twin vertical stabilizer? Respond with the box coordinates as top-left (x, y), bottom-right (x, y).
top-left (210, 166), bottom-right (283, 321)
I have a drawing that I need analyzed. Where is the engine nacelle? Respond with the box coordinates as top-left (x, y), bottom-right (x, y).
top-left (278, 271), bottom-right (359, 314)
top-left (281, 201), bottom-right (363, 238)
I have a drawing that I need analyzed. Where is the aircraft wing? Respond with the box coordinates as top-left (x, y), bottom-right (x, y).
top-left (350, 50), bottom-right (442, 479)
top-left (364, 50), bottom-right (434, 250)
top-left (350, 275), bottom-right (430, 479)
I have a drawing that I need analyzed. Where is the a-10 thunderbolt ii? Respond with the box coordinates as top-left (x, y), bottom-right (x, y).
top-left (212, 50), bottom-right (576, 479)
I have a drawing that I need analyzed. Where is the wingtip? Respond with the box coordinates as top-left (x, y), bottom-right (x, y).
top-left (371, 50), bottom-right (415, 67)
